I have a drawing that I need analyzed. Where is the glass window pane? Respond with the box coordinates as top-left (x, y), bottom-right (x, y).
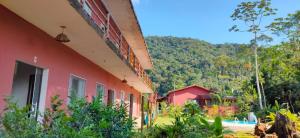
top-left (96, 83), bottom-right (105, 99)
top-left (69, 75), bottom-right (85, 99)
top-left (120, 91), bottom-right (125, 103)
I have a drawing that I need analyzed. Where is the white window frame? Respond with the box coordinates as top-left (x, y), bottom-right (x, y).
top-left (120, 90), bottom-right (125, 104)
top-left (96, 82), bottom-right (105, 100)
top-left (68, 74), bottom-right (86, 102)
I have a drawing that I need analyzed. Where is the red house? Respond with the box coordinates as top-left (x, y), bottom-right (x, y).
top-left (164, 85), bottom-right (237, 116)
top-left (0, 0), bottom-right (153, 127)
top-left (166, 85), bottom-right (212, 106)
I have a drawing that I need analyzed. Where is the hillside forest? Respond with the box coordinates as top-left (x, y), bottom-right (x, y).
top-left (146, 36), bottom-right (300, 112)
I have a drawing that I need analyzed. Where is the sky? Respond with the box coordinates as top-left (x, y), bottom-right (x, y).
top-left (132, 0), bottom-right (300, 44)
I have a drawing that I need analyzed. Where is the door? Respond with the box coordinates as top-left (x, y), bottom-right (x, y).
top-left (11, 61), bottom-right (43, 119)
top-left (107, 89), bottom-right (115, 105)
top-left (129, 94), bottom-right (133, 118)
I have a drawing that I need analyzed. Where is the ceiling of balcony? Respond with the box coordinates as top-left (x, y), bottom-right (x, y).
top-left (1, 0), bottom-right (153, 93)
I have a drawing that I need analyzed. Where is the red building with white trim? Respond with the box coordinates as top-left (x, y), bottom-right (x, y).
top-left (163, 85), bottom-right (237, 116)
top-left (166, 85), bottom-right (212, 106)
top-left (0, 0), bottom-right (153, 127)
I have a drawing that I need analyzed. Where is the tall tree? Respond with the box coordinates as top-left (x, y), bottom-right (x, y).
top-left (229, 0), bottom-right (277, 109)
top-left (268, 11), bottom-right (300, 47)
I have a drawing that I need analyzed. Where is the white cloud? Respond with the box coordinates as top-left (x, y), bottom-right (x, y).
top-left (132, 0), bottom-right (140, 5)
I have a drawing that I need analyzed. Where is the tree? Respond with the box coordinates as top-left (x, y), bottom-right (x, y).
top-left (268, 11), bottom-right (300, 48)
top-left (229, 0), bottom-right (277, 109)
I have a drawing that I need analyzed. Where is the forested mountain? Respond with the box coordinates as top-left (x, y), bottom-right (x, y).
top-left (146, 36), bottom-right (300, 111)
top-left (146, 36), bottom-right (300, 101)
top-left (146, 36), bottom-right (254, 96)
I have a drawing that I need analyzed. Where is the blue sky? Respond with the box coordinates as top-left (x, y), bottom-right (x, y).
top-left (132, 0), bottom-right (300, 44)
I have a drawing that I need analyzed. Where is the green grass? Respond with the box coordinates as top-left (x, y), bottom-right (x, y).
top-left (231, 131), bottom-right (254, 138)
top-left (154, 116), bottom-right (255, 137)
top-left (153, 115), bottom-right (174, 126)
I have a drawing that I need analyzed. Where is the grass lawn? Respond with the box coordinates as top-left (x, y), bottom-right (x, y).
top-left (154, 116), bottom-right (255, 137)
top-left (232, 131), bottom-right (255, 138)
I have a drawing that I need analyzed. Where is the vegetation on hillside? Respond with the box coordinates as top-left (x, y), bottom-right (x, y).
top-left (146, 36), bottom-right (300, 112)
top-left (147, 36), bottom-right (250, 94)
top-left (147, 36), bottom-right (254, 96)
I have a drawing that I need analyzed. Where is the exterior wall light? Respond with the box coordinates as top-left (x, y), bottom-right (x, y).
top-left (55, 26), bottom-right (70, 43)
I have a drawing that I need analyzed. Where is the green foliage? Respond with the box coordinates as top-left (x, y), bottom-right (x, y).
top-left (268, 10), bottom-right (300, 42)
top-left (0, 95), bottom-right (134, 138)
top-left (1, 98), bottom-right (43, 138)
top-left (140, 102), bottom-right (227, 138)
top-left (159, 101), bottom-right (168, 116)
top-left (182, 100), bottom-right (202, 116)
top-left (168, 105), bottom-right (182, 118)
top-left (147, 36), bottom-right (254, 96)
top-left (259, 43), bottom-right (300, 112)
top-left (266, 109), bottom-right (300, 131)
top-left (148, 35), bottom-right (300, 115)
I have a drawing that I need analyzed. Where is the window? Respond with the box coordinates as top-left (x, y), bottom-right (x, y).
top-left (69, 75), bottom-right (86, 99)
top-left (83, 1), bottom-right (92, 16)
top-left (120, 91), bottom-right (125, 104)
top-left (96, 83), bottom-right (105, 98)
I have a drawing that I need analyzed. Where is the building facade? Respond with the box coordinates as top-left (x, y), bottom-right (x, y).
top-left (0, 0), bottom-right (153, 127)
top-left (166, 85), bottom-right (212, 106)
top-left (163, 85), bottom-right (237, 116)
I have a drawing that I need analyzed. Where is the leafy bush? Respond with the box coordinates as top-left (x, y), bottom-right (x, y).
top-left (0, 95), bottom-right (135, 138)
top-left (139, 101), bottom-right (227, 138)
top-left (159, 101), bottom-right (168, 116)
top-left (168, 105), bottom-right (182, 117)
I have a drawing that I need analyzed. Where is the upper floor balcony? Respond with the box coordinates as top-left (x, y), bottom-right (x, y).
top-left (1, 0), bottom-right (153, 93)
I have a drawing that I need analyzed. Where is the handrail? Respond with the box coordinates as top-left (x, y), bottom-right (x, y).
top-left (80, 0), bottom-right (152, 90)
top-left (85, 0), bottom-right (107, 26)
top-left (108, 22), bottom-right (121, 46)
top-left (90, 0), bottom-right (107, 20)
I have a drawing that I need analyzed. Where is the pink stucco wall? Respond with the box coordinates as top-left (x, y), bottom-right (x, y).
top-left (0, 5), bottom-right (141, 117)
top-left (167, 86), bottom-right (211, 106)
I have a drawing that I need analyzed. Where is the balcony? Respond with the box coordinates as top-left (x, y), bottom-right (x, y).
top-left (70, 0), bottom-right (153, 89)
top-left (1, 0), bottom-right (153, 93)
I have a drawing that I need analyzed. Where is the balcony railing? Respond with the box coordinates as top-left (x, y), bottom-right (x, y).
top-left (74, 0), bottom-right (153, 90)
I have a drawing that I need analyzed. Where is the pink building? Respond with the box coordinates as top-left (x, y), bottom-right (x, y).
top-left (0, 0), bottom-right (153, 127)
top-left (165, 85), bottom-right (238, 116)
top-left (166, 85), bottom-right (212, 106)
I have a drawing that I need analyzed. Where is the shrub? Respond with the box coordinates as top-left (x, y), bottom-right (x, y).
top-left (0, 95), bottom-right (135, 138)
top-left (159, 101), bottom-right (168, 116)
top-left (168, 105), bottom-right (182, 117)
top-left (140, 102), bottom-right (227, 138)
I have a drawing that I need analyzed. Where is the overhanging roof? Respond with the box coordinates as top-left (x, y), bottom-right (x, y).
top-left (102, 0), bottom-right (153, 69)
top-left (167, 85), bottom-right (212, 96)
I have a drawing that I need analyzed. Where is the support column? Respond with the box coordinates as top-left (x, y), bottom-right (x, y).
top-left (141, 95), bottom-right (144, 131)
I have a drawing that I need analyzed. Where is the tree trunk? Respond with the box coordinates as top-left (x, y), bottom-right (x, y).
top-left (260, 81), bottom-right (267, 108)
top-left (254, 46), bottom-right (263, 110)
top-left (265, 113), bottom-right (296, 138)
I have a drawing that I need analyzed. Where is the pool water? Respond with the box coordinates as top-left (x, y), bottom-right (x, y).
top-left (223, 120), bottom-right (257, 125)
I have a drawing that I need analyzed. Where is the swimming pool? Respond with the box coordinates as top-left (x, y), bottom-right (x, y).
top-left (223, 120), bottom-right (256, 125)
top-left (221, 120), bottom-right (256, 131)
